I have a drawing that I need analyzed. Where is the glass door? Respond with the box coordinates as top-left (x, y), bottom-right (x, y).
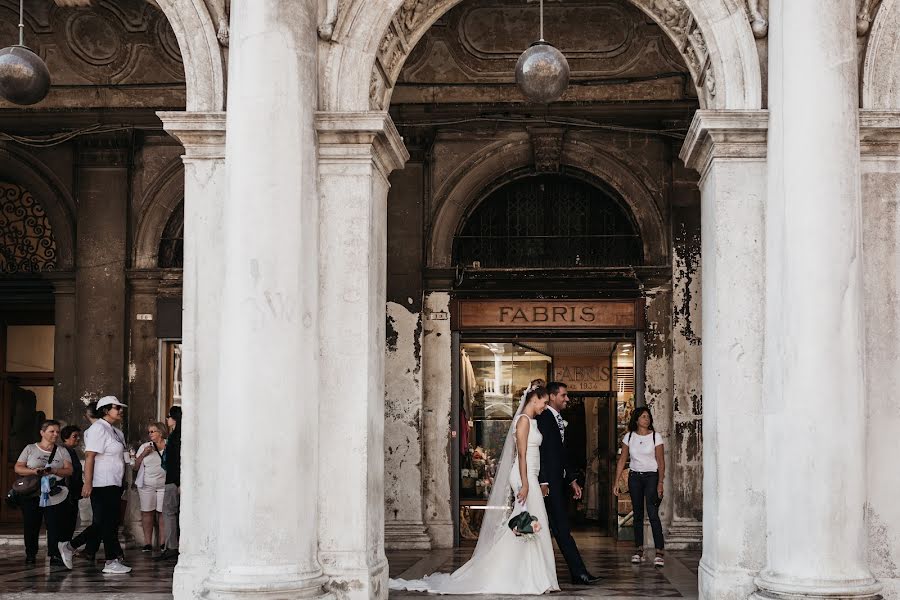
top-left (457, 342), bottom-right (551, 540)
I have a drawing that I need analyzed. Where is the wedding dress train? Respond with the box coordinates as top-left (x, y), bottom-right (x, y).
top-left (389, 414), bottom-right (559, 595)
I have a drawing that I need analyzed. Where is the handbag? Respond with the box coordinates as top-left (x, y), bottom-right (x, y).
top-left (6, 445), bottom-right (58, 506)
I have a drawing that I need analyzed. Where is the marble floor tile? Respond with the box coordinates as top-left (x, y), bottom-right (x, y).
top-left (0, 531), bottom-right (699, 599)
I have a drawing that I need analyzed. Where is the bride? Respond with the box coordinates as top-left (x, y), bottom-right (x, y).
top-left (390, 382), bottom-right (559, 595)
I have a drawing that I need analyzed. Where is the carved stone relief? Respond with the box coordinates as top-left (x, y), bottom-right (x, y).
top-left (747, 0), bottom-right (768, 38)
top-left (528, 128), bottom-right (564, 173)
top-left (202, 0), bottom-right (229, 46)
top-left (857, 0), bottom-right (884, 36)
top-left (372, 0), bottom-right (715, 109)
top-left (0, 0), bottom-right (185, 92)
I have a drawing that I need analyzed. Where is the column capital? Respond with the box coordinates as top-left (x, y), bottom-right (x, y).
top-left (44, 271), bottom-right (76, 295)
top-left (860, 110), bottom-right (900, 158)
top-left (680, 110), bottom-right (769, 179)
top-left (315, 111), bottom-right (410, 178)
top-left (157, 111), bottom-right (226, 160)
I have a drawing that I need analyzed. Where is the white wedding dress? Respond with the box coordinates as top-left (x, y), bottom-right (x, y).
top-left (389, 414), bottom-right (559, 595)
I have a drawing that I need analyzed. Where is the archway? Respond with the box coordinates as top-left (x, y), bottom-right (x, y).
top-left (320, 0), bottom-right (761, 111)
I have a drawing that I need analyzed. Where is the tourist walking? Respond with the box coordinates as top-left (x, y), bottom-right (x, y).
top-left (134, 422), bottom-right (168, 552)
top-left (15, 420), bottom-right (73, 565)
top-left (59, 396), bottom-right (131, 574)
top-left (155, 405), bottom-right (181, 561)
top-left (613, 406), bottom-right (666, 566)
top-left (58, 425), bottom-right (82, 544)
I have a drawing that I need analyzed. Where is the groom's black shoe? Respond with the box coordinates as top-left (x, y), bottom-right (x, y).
top-left (572, 572), bottom-right (603, 585)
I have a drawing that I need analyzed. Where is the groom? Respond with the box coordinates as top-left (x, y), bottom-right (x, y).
top-left (538, 382), bottom-right (602, 585)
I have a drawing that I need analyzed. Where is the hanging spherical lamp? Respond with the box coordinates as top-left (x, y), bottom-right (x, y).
top-left (515, 0), bottom-right (569, 104)
top-left (0, 1), bottom-right (50, 105)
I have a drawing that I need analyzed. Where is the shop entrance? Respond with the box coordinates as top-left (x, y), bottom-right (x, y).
top-left (450, 299), bottom-right (644, 545)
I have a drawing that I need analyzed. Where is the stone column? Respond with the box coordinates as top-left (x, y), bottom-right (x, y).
top-left (384, 153), bottom-right (431, 551)
top-left (680, 110), bottom-right (768, 600)
top-left (757, 2), bottom-right (880, 597)
top-left (421, 291), bottom-right (454, 548)
top-left (49, 274), bottom-right (77, 427)
top-left (158, 110), bottom-right (226, 600)
top-left (860, 112), bottom-right (900, 599)
top-left (201, 2), bottom-right (326, 596)
top-left (316, 112), bottom-right (408, 600)
top-left (74, 133), bottom-right (130, 406)
top-left (126, 272), bottom-right (162, 435)
top-left (666, 176), bottom-right (703, 549)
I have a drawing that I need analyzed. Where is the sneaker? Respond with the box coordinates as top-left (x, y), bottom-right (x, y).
top-left (49, 556), bottom-right (64, 567)
top-left (141, 545), bottom-right (152, 553)
top-left (631, 553), bottom-right (644, 564)
top-left (654, 555), bottom-right (665, 567)
top-left (58, 542), bottom-right (74, 570)
top-left (102, 559), bottom-right (132, 574)
top-left (24, 555), bottom-right (36, 566)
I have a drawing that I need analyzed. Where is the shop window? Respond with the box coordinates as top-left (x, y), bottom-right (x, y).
top-left (158, 201), bottom-right (184, 268)
top-left (454, 174), bottom-right (642, 269)
top-left (0, 182), bottom-right (57, 274)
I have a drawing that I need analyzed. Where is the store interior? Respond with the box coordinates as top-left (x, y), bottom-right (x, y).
top-left (456, 338), bottom-right (638, 542)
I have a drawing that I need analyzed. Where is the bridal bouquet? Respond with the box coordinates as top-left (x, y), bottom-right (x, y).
top-left (508, 511), bottom-right (542, 541)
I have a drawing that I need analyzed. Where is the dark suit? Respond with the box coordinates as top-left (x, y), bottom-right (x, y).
top-left (537, 409), bottom-right (588, 579)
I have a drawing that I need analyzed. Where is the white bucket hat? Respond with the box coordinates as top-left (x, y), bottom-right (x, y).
top-left (96, 395), bottom-right (127, 409)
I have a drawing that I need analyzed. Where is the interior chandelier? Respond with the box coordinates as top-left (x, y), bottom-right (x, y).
top-left (515, 0), bottom-right (570, 103)
top-left (0, 0), bottom-right (51, 105)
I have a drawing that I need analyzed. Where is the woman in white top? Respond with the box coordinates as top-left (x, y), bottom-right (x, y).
top-left (59, 395), bottom-right (132, 574)
top-left (14, 419), bottom-right (73, 565)
top-left (613, 406), bottom-right (666, 566)
top-left (133, 422), bottom-right (168, 552)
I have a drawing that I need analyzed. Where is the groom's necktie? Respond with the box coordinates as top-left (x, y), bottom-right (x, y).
top-left (555, 413), bottom-right (565, 443)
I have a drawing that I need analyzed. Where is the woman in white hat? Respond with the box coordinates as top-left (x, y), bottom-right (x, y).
top-left (59, 395), bottom-right (132, 574)
top-left (14, 419), bottom-right (72, 565)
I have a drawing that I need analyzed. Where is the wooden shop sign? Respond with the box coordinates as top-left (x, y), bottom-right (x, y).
top-left (452, 299), bottom-right (642, 330)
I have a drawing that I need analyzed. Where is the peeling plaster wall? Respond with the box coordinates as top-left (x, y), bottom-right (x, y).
top-left (644, 287), bottom-right (675, 539)
top-left (421, 291), bottom-right (454, 548)
top-left (861, 162), bottom-right (900, 598)
top-left (668, 184), bottom-right (704, 548)
top-left (384, 301), bottom-right (430, 549)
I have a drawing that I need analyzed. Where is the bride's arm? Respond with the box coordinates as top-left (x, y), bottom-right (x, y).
top-left (515, 417), bottom-right (530, 504)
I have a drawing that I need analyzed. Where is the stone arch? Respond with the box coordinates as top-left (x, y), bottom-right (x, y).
top-left (321, 0), bottom-right (762, 112)
top-left (862, 0), bottom-right (900, 109)
top-left (134, 158), bottom-right (185, 269)
top-left (152, 0), bottom-right (226, 111)
top-left (427, 135), bottom-right (668, 268)
top-left (0, 146), bottom-right (75, 270)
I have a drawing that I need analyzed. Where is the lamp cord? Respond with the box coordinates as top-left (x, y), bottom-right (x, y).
top-left (539, 0), bottom-right (544, 41)
top-left (18, 0), bottom-right (24, 46)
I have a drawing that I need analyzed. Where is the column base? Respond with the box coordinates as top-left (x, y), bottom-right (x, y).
top-left (205, 568), bottom-right (331, 600)
top-left (320, 553), bottom-right (389, 600)
top-left (425, 520), bottom-right (454, 549)
top-left (385, 521), bottom-right (432, 550)
top-left (698, 557), bottom-right (759, 600)
top-left (172, 555), bottom-right (212, 600)
top-left (666, 519), bottom-right (703, 550)
top-left (752, 573), bottom-right (882, 599)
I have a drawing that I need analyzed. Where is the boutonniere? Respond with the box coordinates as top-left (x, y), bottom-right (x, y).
top-left (561, 420), bottom-right (568, 428)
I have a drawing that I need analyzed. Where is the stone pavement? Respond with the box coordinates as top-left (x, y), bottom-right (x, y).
top-left (0, 530), bottom-right (699, 599)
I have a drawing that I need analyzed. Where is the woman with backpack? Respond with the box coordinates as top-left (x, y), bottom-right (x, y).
top-left (613, 406), bottom-right (666, 567)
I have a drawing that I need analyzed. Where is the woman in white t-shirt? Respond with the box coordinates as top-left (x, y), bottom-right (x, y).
top-left (133, 422), bottom-right (168, 552)
top-left (613, 406), bottom-right (666, 566)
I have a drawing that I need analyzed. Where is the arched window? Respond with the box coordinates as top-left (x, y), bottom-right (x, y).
top-left (158, 201), bottom-right (184, 268)
top-left (453, 175), bottom-right (642, 269)
top-left (0, 182), bottom-right (57, 274)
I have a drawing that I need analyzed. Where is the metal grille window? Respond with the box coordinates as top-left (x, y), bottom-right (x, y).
top-left (454, 175), bottom-right (642, 269)
top-left (0, 182), bottom-right (57, 274)
top-left (158, 200), bottom-right (184, 268)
